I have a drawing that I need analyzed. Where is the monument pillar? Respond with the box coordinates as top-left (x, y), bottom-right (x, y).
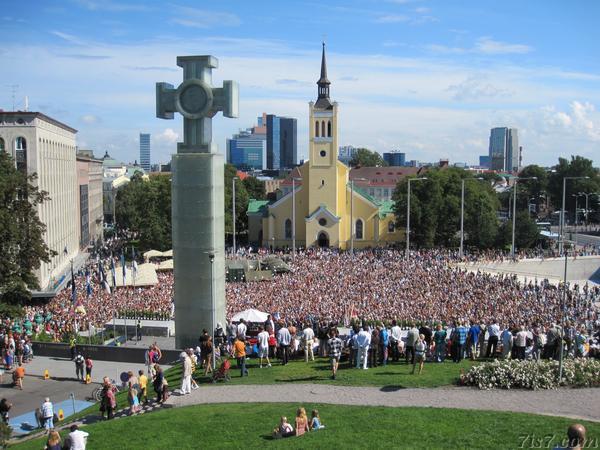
top-left (156, 56), bottom-right (238, 349)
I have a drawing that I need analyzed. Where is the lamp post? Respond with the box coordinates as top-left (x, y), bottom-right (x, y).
top-left (207, 252), bottom-right (216, 371)
top-left (459, 177), bottom-right (484, 258)
top-left (572, 193), bottom-right (583, 249)
top-left (232, 176), bottom-right (238, 256)
top-left (292, 177), bottom-right (302, 258)
top-left (578, 192), bottom-right (600, 229)
top-left (511, 176), bottom-right (537, 260)
top-left (349, 177), bottom-right (367, 256)
top-left (559, 177), bottom-right (589, 255)
top-left (406, 177), bottom-right (427, 259)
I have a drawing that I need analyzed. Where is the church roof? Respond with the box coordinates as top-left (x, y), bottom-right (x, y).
top-left (315, 43), bottom-right (333, 110)
top-left (318, 42), bottom-right (330, 85)
top-left (247, 199), bottom-right (270, 216)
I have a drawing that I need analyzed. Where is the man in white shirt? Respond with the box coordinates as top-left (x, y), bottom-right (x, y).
top-left (356, 326), bottom-right (371, 370)
top-left (41, 397), bottom-right (54, 431)
top-left (515, 325), bottom-right (528, 360)
top-left (501, 325), bottom-right (513, 359)
top-left (390, 320), bottom-right (402, 362)
top-left (237, 319), bottom-right (247, 339)
top-left (277, 324), bottom-right (292, 365)
top-left (257, 326), bottom-right (271, 368)
top-left (302, 324), bottom-right (315, 362)
top-left (486, 320), bottom-right (500, 358)
top-left (67, 424), bottom-right (89, 450)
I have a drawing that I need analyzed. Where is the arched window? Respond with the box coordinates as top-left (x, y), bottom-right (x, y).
top-left (321, 121), bottom-right (325, 138)
top-left (15, 137), bottom-right (27, 173)
top-left (0, 137), bottom-right (5, 152)
top-left (284, 218), bottom-right (292, 239)
top-left (355, 219), bottom-right (364, 240)
top-left (327, 120), bottom-right (332, 137)
top-left (315, 121), bottom-right (319, 137)
top-left (388, 221), bottom-right (395, 233)
top-left (15, 136), bottom-right (27, 151)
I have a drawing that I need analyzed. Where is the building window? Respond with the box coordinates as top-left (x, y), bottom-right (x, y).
top-left (355, 219), bottom-right (364, 240)
top-left (369, 188), bottom-right (375, 197)
top-left (320, 150), bottom-right (326, 157)
top-left (15, 136), bottom-right (27, 151)
top-left (0, 137), bottom-right (4, 152)
top-left (318, 218), bottom-right (327, 227)
top-left (327, 120), bottom-right (332, 137)
top-left (321, 121), bottom-right (325, 138)
top-left (315, 121), bottom-right (319, 137)
top-left (388, 221), bottom-right (395, 233)
top-left (321, 179), bottom-right (325, 186)
top-left (15, 137), bottom-right (27, 173)
top-left (383, 188), bottom-right (389, 199)
top-left (284, 218), bottom-right (292, 239)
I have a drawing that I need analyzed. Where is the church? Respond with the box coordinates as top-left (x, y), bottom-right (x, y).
top-left (247, 44), bottom-right (402, 249)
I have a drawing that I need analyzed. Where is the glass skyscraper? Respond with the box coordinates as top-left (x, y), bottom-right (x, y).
top-left (383, 151), bottom-right (406, 166)
top-left (226, 129), bottom-right (267, 170)
top-left (488, 127), bottom-right (519, 172)
top-left (139, 133), bottom-right (151, 171)
top-left (266, 115), bottom-right (297, 170)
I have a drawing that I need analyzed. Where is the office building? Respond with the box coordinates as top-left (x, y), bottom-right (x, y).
top-left (76, 150), bottom-right (104, 248)
top-left (226, 124), bottom-right (267, 170)
top-left (489, 127), bottom-right (519, 172)
top-left (383, 151), bottom-right (406, 166)
top-left (139, 133), bottom-right (151, 171)
top-left (0, 112), bottom-right (80, 291)
top-left (338, 145), bottom-right (357, 164)
top-left (266, 114), bottom-right (297, 170)
top-left (479, 155), bottom-right (491, 168)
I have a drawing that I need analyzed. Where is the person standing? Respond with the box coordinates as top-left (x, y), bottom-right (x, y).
top-left (390, 320), bottom-right (401, 362)
top-left (136, 320), bottom-right (142, 341)
top-left (515, 325), bottom-right (528, 360)
top-left (237, 319), bottom-right (247, 340)
top-left (486, 320), bottom-right (500, 358)
top-left (327, 328), bottom-right (342, 380)
top-left (277, 323), bottom-right (292, 365)
top-left (405, 323), bottom-right (419, 365)
top-left (180, 350), bottom-right (192, 395)
top-left (411, 334), bottom-right (427, 375)
top-left (74, 353), bottom-right (85, 381)
top-left (233, 336), bottom-right (248, 377)
top-left (452, 320), bottom-right (467, 363)
top-left (0, 399), bottom-right (12, 424)
top-left (433, 324), bottom-right (447, 363)
top-left (379, 325), bottom-right (389, 366)
top-left (257, 326), bottom-right (271, 368)
top-left (302, 324), bottom-right (315, 362)
top-left (202, 337), bottom-right (214, 376)
top-left (467, 321), bottom-right (480, 360)
top-left (137, 370), bottom-right (148, 404)
top-left (84, 356), bottom-right (93, 383)
top-left (369, 327), bottom-right (380, 368)
top-left (356, 326), bottom-right (371, 370)
top-left (41, 397), bottom-right (54, 433)
top-left (501, 325), bottom-right (513, 359)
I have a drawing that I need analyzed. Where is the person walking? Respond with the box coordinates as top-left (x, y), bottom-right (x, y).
top-left (84, 356), bottom-right (93, 383)
top-left (180, 350), bottom-right (192, 395)
top-left (327, 328), bottom-right (342, 380)
top-left (412, 334), bottom-right (427, 375)
top-left (257, 326), bottom-right (271, 368)
top-left (41, 397), bottom-right (54, 433)
top-left (277, 323), bottom-right (292, 365)
top-left (302, 324), bottom-right (315, 362)
top-left (233, 336), bottom-right (248, 377)
top-left (356, 326), bottom-right (371, 370)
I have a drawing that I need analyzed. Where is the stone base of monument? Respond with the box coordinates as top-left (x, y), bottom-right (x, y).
top-left (172, 152), bottom-right (226, 349)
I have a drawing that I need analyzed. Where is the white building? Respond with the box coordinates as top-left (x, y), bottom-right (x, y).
top-left (0, 112), bottom-right (80, 291)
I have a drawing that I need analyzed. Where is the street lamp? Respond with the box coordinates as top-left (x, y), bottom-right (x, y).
top-left (511, 176), bottom-right (537, 260)
top-left (459, 177), bottom-right (484, 258)
top-left (291, 177), bottom-right (302, 258)
top-left (406, 177), bottom-right (427, 259)
top-left (578, 192), bottom-right (600, 228)
top-left (207, 252), bottom-right (217, 371)
top-left (572, 193), bottom-right (584, 249)
top-left (559, 177), bottom-right (589, 254)
top-left (232, 176), bottom-right (239, 256)
top-left (349, 177), bottom-right (367, 256)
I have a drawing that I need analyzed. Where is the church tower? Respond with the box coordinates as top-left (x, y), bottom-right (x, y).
top-left (308, 43), bottom-right (339, 215)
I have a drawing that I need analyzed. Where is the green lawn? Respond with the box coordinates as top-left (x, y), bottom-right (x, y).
top-left (12, 403), bottom-right (600, 450)
top-left (192, 357), bottom-right (476, 388)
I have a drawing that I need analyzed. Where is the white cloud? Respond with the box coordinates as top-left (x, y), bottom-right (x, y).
top-left (81, 114), bottom-right (100, 124)
top-left (375, 14), bottom-right (409, 23)
top-left (170, 7), bottom-right (241, 28)
top-left (446, 76), bottom-right (512, 101)
top-left (475, 37), bottom-right (533, 55)
top-left (154, 128), bottom-right (179, 145)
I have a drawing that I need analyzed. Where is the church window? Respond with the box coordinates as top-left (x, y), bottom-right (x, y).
top-left (388, 221), bottom-right (395, 233)
top-left (327, 120), bottom-right (332, 137)
top-left (284, 219), bottom-right (292, 239)
top-left (355, 219), bottom-right (364, 240)
top-left (0, 137), bottom-right (4, 152)
top-left (318, 218), bottom-right (327, 227)
top-left (321, 121), bottom-right (325, 138)
top-left (315, 121), bottom-right (319, 137)
top-left (321, 179), bottom-right (325, 186)
top-left (320, 150), bottom-right (326, 157)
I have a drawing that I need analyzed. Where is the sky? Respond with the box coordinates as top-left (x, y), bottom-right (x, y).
top-left (1, 0), bottom-right (599, 167)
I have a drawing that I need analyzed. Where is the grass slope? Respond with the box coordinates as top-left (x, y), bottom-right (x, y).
top-left (12, 403), bottom-right (600, 450)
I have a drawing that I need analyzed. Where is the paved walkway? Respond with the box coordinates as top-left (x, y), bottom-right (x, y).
top-left (168, 383), bottom-right (600, 423)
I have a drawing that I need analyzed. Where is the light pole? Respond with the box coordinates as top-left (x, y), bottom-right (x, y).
top-left (349, 177), bottom-right (367, 256)
top-left (406, 177), bottom-right (427, 259)
top-left (207, 252), bottom-right (216, 371)
top-left (578, 192), bottom-right (600, 229)
top-left (232, 176), bottom-right (238, 256)
top-left (559, 177), bottom-right (589, 255)
top-left (291, 177), bottom-right (302, 258)
top-left (459, 177), bottom-right (484, 258)
top-left (572, 193), bottom-right (583, 249)
top-left (511, 176), bottom-right (537, 260)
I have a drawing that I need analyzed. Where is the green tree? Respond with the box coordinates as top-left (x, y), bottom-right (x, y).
top-left (242, 176), bottom-right (266, 200)
top-left (0, 151), bottom-right (56, 302)
top-left (225, 164), bottom-right (249, 245)
top-left (349, 148), bottom-right (388, 167)
top-left (517, 165), bottom-right (549, 213)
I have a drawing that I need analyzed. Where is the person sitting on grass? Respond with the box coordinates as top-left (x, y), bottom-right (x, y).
top-left (273, 416), bottom-right (294, 439)
top-left (555, 423), bottom-right (587, 450)
top-left (310, 409), bottom-right (325, 430)
top-left (44, 430), bottom-right (62, 450)
top-left (295, 407), bottom-right (310, 436)
top-left (412, 334), bottom-right (427, 375)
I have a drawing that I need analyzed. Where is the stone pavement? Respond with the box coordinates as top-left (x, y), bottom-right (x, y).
top-left (168, 383), bottom-right (600, 423)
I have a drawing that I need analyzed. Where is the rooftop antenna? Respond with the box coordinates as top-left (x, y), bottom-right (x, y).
top-left (6, 85), bottom-right (19, 110)
top-left (24, 95), bottom-right (29, 112)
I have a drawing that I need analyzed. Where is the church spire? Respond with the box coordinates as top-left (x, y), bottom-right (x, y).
top-left (315, 42), bottom-right (332, 109)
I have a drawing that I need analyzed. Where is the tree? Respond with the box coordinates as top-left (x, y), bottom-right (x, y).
top-left (224, 164), bottom-right (249, 245)
top-left (349, 148), bottom-right (388, 167)
top-left (0, 151), bottom-right (56, 302)
top-left (517, 165), bottom-right (549, 213)
top-left (242, 176), bottom-right (266, 200)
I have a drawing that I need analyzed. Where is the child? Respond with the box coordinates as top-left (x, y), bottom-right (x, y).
top-left (295, 408), bottom-right (310, 436)
top-left (272, 416), bottom-right (294, 439)
top-left (310, 409), bottom-right (325, 430)
top-left (189, 350), bottom-right (199, 390)
top-left (128, 385), bottom-right (140, 414)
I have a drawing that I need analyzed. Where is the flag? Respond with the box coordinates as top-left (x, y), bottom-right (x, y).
top-left (111, 257), bottom-right (117, 289)
top-left (70, 263), bottom-right (77, 303)
top-left (85, 273), bottom-right (92, 297)
top-left (121, 251), bottom-right (126, 285)
top-left (131, 246), bottom-right (138, 280)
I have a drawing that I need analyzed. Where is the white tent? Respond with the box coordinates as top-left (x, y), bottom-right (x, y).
top-left (162, 249), bottom-right (173, 257)
top-left (157, 259), bottom-right (173, 271)
top-left (143, 250), bottom-right (164, 262)
top-left (231, 308), bottom-right (269, 323)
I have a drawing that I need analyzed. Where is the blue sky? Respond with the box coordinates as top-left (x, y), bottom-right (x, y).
top-left (1, 0), bottom-right (599, 167)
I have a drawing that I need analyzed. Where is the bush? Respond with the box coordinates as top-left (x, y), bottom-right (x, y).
top-left (0, 422), bottom-right (11, 448)
top-left (463, 358), bottom-right (600, 390)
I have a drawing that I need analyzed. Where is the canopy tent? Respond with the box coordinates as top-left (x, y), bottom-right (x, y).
top-left (162, 249), bottom-right (173, 257)
top-left (231, 308), bottom-right (269, 323)
top-left (108, 263), bottom-right (158, 287)
top-left (157, 259), bottom-right (174, 272)
top-left (143, 250), bottom-right (164, 262)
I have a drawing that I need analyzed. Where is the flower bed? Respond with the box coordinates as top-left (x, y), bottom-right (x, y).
top-left (462, 358), bottom-right (600, 390)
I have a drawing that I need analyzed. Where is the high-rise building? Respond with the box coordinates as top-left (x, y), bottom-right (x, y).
top-left (139, 133), bottom-right (151, 171)
top-left (226, 119), bottom-right (267, 170)
top-left (488, 127), bottom-right (519, 172)
top-left (266, 115), bottom-right (297, 170)
top-left (383, 151), bottom-right (406, 166)
top-left (479, 155), bottom-right (491, 168)
top-left (338, 145), bottom-right (357, 164)
top-left (0, 112), bottom-right (80, 292)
